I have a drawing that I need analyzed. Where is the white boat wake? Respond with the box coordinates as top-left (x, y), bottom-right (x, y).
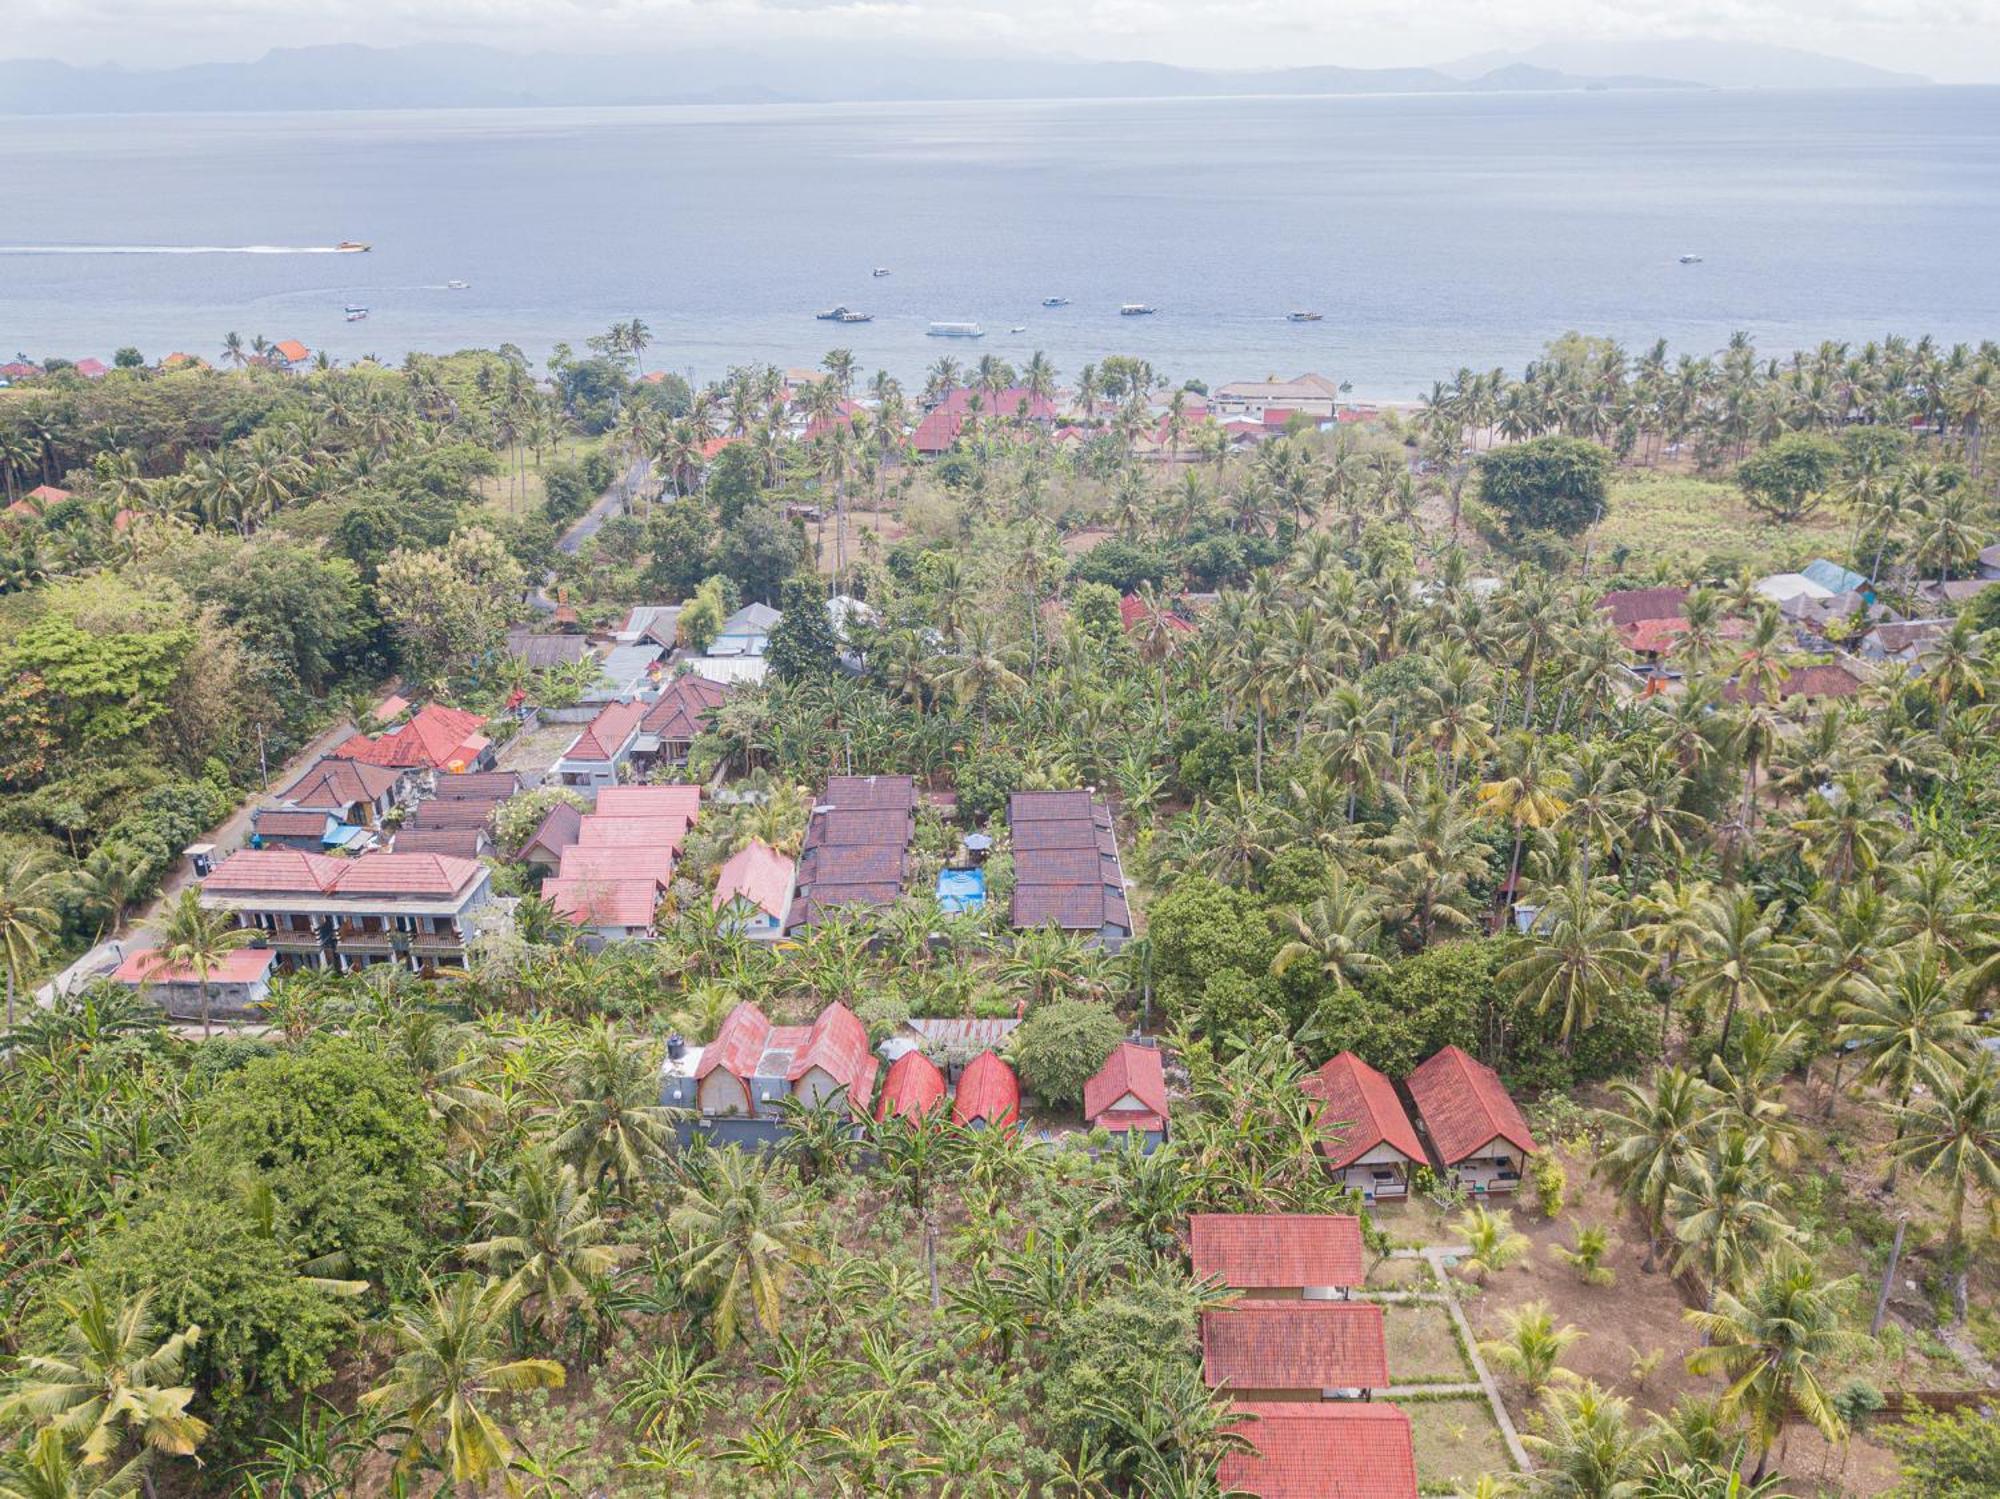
top-left (0, 244), bottom-right (350, 255)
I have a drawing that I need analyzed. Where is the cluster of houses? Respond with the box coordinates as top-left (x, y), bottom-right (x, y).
top-left (1308, 1046), bottom-right (1539, 1202)
top-left (1189, 1213), bottom-right (1418, 1498)
top-left (522, 783), bottom-right (699, 941)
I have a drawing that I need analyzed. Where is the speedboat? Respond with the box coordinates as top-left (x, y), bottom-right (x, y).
top-left (927, 321), bottom-right (984, 339)
top-left (345, 307), bottom-right (369, 322)
top-left (872, 267), bottom-right (891, 278)
top-left (446, 279), bottom-right (470, 290)
top-left (1678, 253), bottom-right (1703, 264)
top-left (335, 241), bottom-right (370, 253)
top-left (1287, 311), bottom-right (1323, 322)
top-left (1119, 303), bottom-right (1157, 316)
top-left (1008, 325), bottom-right (1027, 334)
top-left (833, 309), bottom-right (873, 324)
top-left (815, 305), bottom-right (855, 321)
top-left (1042, 296), bottom-right (1070, 307)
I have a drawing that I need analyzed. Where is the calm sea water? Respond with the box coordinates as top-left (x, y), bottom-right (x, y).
top-left (3, 88), bottom-right (1998, 399)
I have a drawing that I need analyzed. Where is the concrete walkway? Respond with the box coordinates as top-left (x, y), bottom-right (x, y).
top-left (1383, 1245), bottom-right (1535, 1475)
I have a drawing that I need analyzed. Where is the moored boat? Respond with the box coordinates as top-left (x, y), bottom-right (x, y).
top-left (1287, 310), bottom-right (1323, 322)
top-left (1119, 303), bottom-right (1157, 316)
top-left (927, 321), bottom-right (984, 339)
top-left (1041, 296), bottom-right (1070, 307)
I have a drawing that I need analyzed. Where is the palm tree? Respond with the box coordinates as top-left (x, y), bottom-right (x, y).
top-left (1523, 1380), bottom-right (1657, 1499)
top-left (1501, 867), bottom-right (1646, 1053)
top-left (1479, 1300), bottom-right (1584, 1396)
top-left (1836, 941), bottom-right (1977, 1185)
top-left (670, 1150), bottom-right (823, 1346)
top-left (549, 1022), bottom-right (675, 1197)
top-left (1455, 1204), bottom-right (1530, 1280)
top-left (139, 888), bottom-right (255, 1041)
top-left (465, 1151), bottom-right (632, 1335)
top-left (0, 1286), bottom-right (207, 1470)
top-left (1668, 1129), bottom-right (1793, 1309)
top-left (1598, 1068), bottom-right (1720, 1272)
top-left (1552, 1223), bottom-right (1616, 1286)
top-left (1477, 733), bottom-right (1572, 906)
top-left (0, 1428), bottom-right (146, 1499)
top-left (1684, 1254), bottom-right (1859, 1482)
top-left (359, 1274), bottom-right (564, 1492)
top-left (1269, 873), bottom-right (1384, 991)
top-left (220, 332), bottom-right (246, 369)
top-left (0, 848), bottom-right (64, 1032)
top-left (1682, 891), bottom-right (1792, 1058)
top-left (1889, 1052), bottom-right (2000, 1322)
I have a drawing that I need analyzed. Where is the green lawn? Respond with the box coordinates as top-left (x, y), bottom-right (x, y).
top-left (475, 434), bottom-right (605, 519)
top-left (1403, 1395), bottom-right (1515, 1494)
top-left (1590, 468), bottom-right (1852, 573)
top-left (1384, 1302), bottom-right (1475, 1384)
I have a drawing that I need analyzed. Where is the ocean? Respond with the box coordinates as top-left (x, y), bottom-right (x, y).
top-left (2, 87), bottom-right (1997, 400)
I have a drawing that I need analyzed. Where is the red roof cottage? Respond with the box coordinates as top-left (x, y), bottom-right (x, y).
top-left (1302, 1052), bottom-right (1427, 1203)
top-left (1218, 1403), bottom-right (1418, 1499)
top-left (668, 1001), bottom-right (878, 1122)
top-left (1083, 1041), bottom-right (1170, 1149)
top-left (113, 946), bottom-right (278, 1023)
top-left (1188, 1214), bottom-right (1364, 1300)
top-left (1200, 1302), bottom-right (1389, 1400)
top-left (333, 704), bottom-right (491, 773)
top-left (951, 1050), bottom-right (1021, 1130)
top-left (874, 1051), bottom-right (948, 1123)
top-left (712, 839), bottom-right (796, 941)
top-left (539, 878), bottom-right (662, 941)
top-left (1405, 1045), bottom-right (1538, 1196)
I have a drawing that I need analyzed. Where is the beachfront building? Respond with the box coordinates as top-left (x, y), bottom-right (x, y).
top-left (1187, 1214), bottom-right (1364, 1301)
top-left (1302, 1052), bottom-right (1427, 1203)
top-left (1211, 373), bottom-right (1340, 423)
top-left (660, 1001), bottom-right (879, 1148)
top-left (1405, 1045), bottom-right (1538, 1196)
top-left (1008, 790), bottom-right (1132, 950)
top-left (712, 839), bottom-right (796, 941)
top-left (1218, 1404), bottom-right (1418, 1499)
top-left (198, 850), bottom-right (498, 974)
top-left (112, 946), bottom-right (278, 1023)
top-left (1083, 1041), bottom-right (1171, 1151)
top-left (1200, 1302), bottom-right (1389, 1402)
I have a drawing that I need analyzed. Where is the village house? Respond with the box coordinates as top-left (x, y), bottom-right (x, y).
top-left (636, 673), bottom-right (731, 768)
top-left (332, 704), bottom-right (492, 775)
top-left (403, 796), bottom-right (507, 833)
top-left (575, 644), bottom-right (663, 709)
top-left (1858, 618), bottom-right (1949, 667)
top-left (550, 699), bottom-right (649, 788)
top-left (1303, 1052), bottom-right (1427, 1203)
top-left (390, 827), bottom-right (491, 860)
top-left (249, 808), bottom-right (345, 853)
top-left (786, 775), bottom-right (917, 934)
top-left (615, 605), bottom-right (682, 647)
top-left (519, 801), bottom-right (583, 877)
top-left (1008, 790), bottom-right (1132, 949)
top-left (874, 1051), bottom-right (948, 1123)
top-left (1212, 373), bottom-right (1341, 422)
top-left (267, 340), bottom-right (312, 373)
top-left (112, 946), bottom-right (278, 1023)
top-left (539, 877), bottom-right (661, 943)
top-left (1083, 1041), bottom-right (1171, 1150)
top-left (1406, 1045), bottom-right (1538, 1196)
top-left (1218, 1403), bottom-right (1418, 1499)
top-left (276, 758), bottom-right (406, 827)
top-left (660, 1001), bottom-right (878, 1148)
top-left (505, 629), bottom-right (595, 670)
top-left (950, 1051), bottom-right (1021, 1130)
top-left (712, 839), bottom-right (796, 941)
top-left (1720, 661), bottom-right (1868, 707)
top-left (558, 844), bottom-right (676, 890)
top-left (198, 849), bottom-right (498, 974)
top-left (433, 770), bottom-right (523, 801)
top-left (1200, 1302), bottom-right (1389, 1401)
top-left (1188, 1214), bottom-right (1364, 1300)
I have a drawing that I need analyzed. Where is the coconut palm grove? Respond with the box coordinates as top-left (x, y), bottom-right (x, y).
top-left (0, 327), bottom-right (1997, 1497)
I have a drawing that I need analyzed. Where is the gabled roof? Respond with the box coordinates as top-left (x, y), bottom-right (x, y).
top-left (1303, 1052), bottom-right (1426, 1170)
top-left (203, 849), bottom-right (484, 899)
top-left (696, 1001), bottom-right (877, 1108)
top-left (329, 853), bottom-right (484, 898)
top-left (541, 877), bottom-right (660, 929)
top-left (1084, 1042), bottom-right (1169, 1125)
top-left (596, 784), bottom-right (702, 821)
top-left (1188, 1214), bottom-right (1364, 1291)
top-left (271, 339), bottom-right (309, 363)
top-left (390, 828), bottom-right (489, 859)
top-left (202, 849), bottom-right (346, 895)
top-left (520, 801), bottom-right (583, 858)
top-left (561, 700), bottom-right (647, 764)
top-left (25, 483), bottom-right (71, 504)
top-left (1219, 1404), bottom-right (1417, 1499)
top-left (951, 1051), bottom-right (1020, 1128)
top-left (1214, 373), bottom-right (1341, 402)
top-left (875, 1051), bottom-right (948, 1122)
top-left (558, 845), bottom-right (675, 888)
top-left (1406, 1045), bottom-right (1538, 1166)
top-left (252, 808), bottom-right (336, 838)
top-left (1201, 1302), bottom-right (1389, 1391)
top-left (115, 947), bottom-right (277, 986)
top-left (576, 814), bottom-right (690, 850)
top-left (1595, 586), bottom-right (1688, 629)
top-left (432, 770), bottom-right (523, 800)
top-left (405, 797), bottom-right (504, 831)
top-left (641, 674), bottom-right (730, 740)
top-left (333, 705), bottom-right (488, 770)
top-left (714, 839), bottom-right (795, 919)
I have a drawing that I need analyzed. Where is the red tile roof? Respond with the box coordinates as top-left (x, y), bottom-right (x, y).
top-left (576, 814), bottom-right (689, 850)
top-left (714, 839), bottom-right (795, 919)
top-left (26, 484), bottom-right (71, 504)
top-left (115, 947), bottom-right (277, 986)
top-left (1118, 594), bottom-right (1196, 634)
top-left (1084, 1041), bottom-right (1169, 1127)
top-left (951, 1050), bottom-right (1021, 1128)
top-left (1188, 1214), bottom-right (1365, 1291)
top-left (520, 801), bottom-right (582, 859)
top-left (271, 339), bottom-right (309, 364)
top-left (1201, 1303), bottom-right (1389, 1392)
top-left (203, 849), bottom-right (346, 895)
top-left (405, 797), bottom-right (504, 831)
top-left (72, 358), bottom-right (109, 378)
top-left (330, 853), bottom-right (484, 898)
top-left (911, 407), bottom-right (967, 453)
top-left (390, 828), bottom-right (489, 858)
top-left (333, 705), bottom-right (489, 771)
top-left (1303, 1052), bottom-right (1426, 1170)
top-left (1596, 587), bottom-right (1688, 629)
top-left (596, 784), bottom-right (702, 821)
top-left (201, 849), bottom-right (483, 899)
top-left (541, 877), bottom-right (660, 929)
top-left (563, 700), bottom-right (647, 763)
top-left (641, 675), bottom-right (730, 741)
top-left (875, 1051), bottom-right (948, 1122)
top-left (432, 770), bottom-right (522, 800)
top-left (792, 1002), bottom-right (875, 1090)
top-left (558, 845), bottom-right (675, 887)
top-left (1721, 663), bottom-right (1866, 705)
top-left (1219, 1403), bottom-right (1417, 1499)
top-left (1406, 1045), bottom-right (1538, 1166)
top-left (695, 1002), bottom-right (878, 1113)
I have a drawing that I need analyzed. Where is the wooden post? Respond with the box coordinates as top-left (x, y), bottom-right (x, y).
top-left (1871, 1216), bottom-right (1907, 1337)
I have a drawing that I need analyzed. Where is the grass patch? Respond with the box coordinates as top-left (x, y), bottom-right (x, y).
top-left (1366, 1257), bottom-right (1438, 1292)
top-left (1384, 1302), bottom-right (1476, 1384)
top-left (1591, 468), bottom-right (1850, 572)
top-left (476, 434), bottom-right (606, 520)
top-left (1403, 1395), bottom-right (1514, 1492)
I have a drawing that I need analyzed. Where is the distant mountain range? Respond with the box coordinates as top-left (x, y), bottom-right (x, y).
top-left (0, 39), bottom-right (1933, 116)
top-left (1444, 39), bottom-right (1930, 91)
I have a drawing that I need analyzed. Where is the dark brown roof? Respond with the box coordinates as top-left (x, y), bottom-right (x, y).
top-left (280, 756), bottom-right (402, 810)
top-left (787, 775), bottom-right (917, 930)
top-left (1721, 663), bottom-right (1866, 705)
top-left (806, 809), bottom-right (916, 848)
top-left (405, 797), bottom-right (504, 831)
top-left (821, 775), bottom-right (917, 811)
top-left (1008, 789), bottom-right (1097, 822)
top-left (253, 808), bottom-right (333, 837)
top-left (1009, 789), bottom-right (1129, 934)
top-left (391, 828), bottom-right (491, 858)
top-left (432, 770), bottom-right (523, 800)
top-left (796, 843), bottom-right (906, 885)
top-left (1596, 587), bottom-right (1688, 629)
top-left (521, 801), bottom-right (582, 859)
top-left (641, 674), bottom-right (731, 741)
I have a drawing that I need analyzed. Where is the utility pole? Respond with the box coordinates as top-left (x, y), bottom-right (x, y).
top-left (255, 722), bottom-right (269, 791)
top-left (1871, 1215), bottom-right (1908, 1337)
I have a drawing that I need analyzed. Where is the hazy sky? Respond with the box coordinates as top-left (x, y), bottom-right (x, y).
top-left (9, 0), bottom-right (2000, 82)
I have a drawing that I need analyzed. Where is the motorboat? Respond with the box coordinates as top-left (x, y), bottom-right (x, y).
top-left (1287, 310), bottom-right (1323, 322)
top-left (1008, 325), bottom-right (1027, 334)
top-left (927, 321), bottom-right (984, 338)
top-left (344, 307), bottom-right (369, 322)
top-left (335, 241), bottom-right (370, 253)
top-left (833, 309), bottom-right (873, 324)
top-left (446, 279), bottom-right (470, 290)
top-left (1041, 296), bottom-right (1070, 307)
top-left (872, 267), bottom-right (891, 277)
top-left (1119, 303), bottom-right (1157, 316)
top-left (1678, 253), bottom-right (1704, 264)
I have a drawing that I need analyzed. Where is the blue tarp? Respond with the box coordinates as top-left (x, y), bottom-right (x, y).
top-left (324, 824), bottom-right (370, 848)
top-left (936, 867), bottom-right (985, 914)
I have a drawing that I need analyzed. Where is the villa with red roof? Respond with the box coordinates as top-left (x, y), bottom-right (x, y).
top-left (1188, 1214), bottom-right (1364, 1300)
top-left (332, 704), bottom-right (491, 774)
top-left (551, 699), bottom-right (649, 788)
top-left (1218, 1403), bottom-right (1418, 1499)
top-left (1083, 1040), bottom-right (1170, 1150)
top-left (540, 877), bottom-right (661, 941)
top-left (1405, 1045), bottom-right (1539, 1195)
top-left (951, 1051), bottom-right (1021, 1130)
top-left (874, 1051), bottom-right (948, 1123)
top-left (197, 849), bottom-right (497, 974)
top-left (660, 1002), bottom-right (879, 1146)
top-left (1200, 1301), bottom-right (1389, 1401)
top-left (1303, 1052), bottom-right (1427, 1203)
top-left (278, 757), bottom-right (408, 827)
top-left (113, 946), bottom-right (278, 1022)
top-left (268, 339), bottom-right (312, 373)
top-left (713, 839), bottom-right (796, 941)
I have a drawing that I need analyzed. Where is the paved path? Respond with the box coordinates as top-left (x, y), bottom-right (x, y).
top-left (1385, 1245), bottom-right (1535, 1474)
top-left (529, 452), bottom-right (652, 611)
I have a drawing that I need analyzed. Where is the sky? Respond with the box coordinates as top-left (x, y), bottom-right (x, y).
top-left (7, 0), bottom-right (2000, 82)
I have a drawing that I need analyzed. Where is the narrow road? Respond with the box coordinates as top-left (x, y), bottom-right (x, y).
top-left (528, 452), bottom-right (651, 612)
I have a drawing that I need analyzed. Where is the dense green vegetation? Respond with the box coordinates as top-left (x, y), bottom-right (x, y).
top-left (0, 327), bottom-right (1997, 1496)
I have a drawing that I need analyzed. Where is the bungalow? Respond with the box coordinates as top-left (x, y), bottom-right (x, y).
top-left (1218, 1403), bottom-right (1418, 1499)
top-left (540, 877), bottom-right (661, 943)
top-left (268, 339), bottom-right (312, 373)
top-left (557, 844), bottom-right (675, 889)
top-left (551, 699), bottom-right (649, 788)
top-left (1405, 1045), bottom-right (1538, 1196)
top-left (1187, 1214), bottom-right (1364, 1300)
top-left (433, 770), bottom-right (523, 801)
top-left (637, 674), bottom-right (731, 768)
top-left (519, 801), bottom-right (583, 875)
top-left (1083, 1041), bottom-right (1170, 1151)
top-left (332, 704), bottom-right (491, 774)
top-left (951, 1051), bottom-right (1021, 1130)
top-left (713, 839), bottom-right (796, 941)
top-left (874, 1051), bottom-right (948, 1123)
top-left (598, 784), bottom-right (702, 821)
top-left (1200, 1302), bottom-right (1389, 1401)
top-left (403, 797), bottom-right (505, 833)
top-left (1303, 1052), bottom-right (1427, 1203)
top-left (661, 1001), bottom-right (879, 1147)
top-left (786, 775), bottom-right (917, 934)
top-left (1212, 373), bottom-right (1341, 422)
top-left (391, 827), bottom-right (491, 860)
top-left (710, 602), bottom-right (781, 659)
top-left (72, 358), bottom-right (109, 379)
top-left (278, 757), bottom-right (406, 827)
top-left (1720, 662), bottom-right (1868, 706)
top-left (113, 946), bottom-right (278, 1023)
top-left (577, 815), bottom-right (691, 852)
top-left (251, 808), bottom-right (342, 852)
top-left (1008, 790), bottom-right (1132, 950)
top-left (1859, 618), bottom-right (1949, 667)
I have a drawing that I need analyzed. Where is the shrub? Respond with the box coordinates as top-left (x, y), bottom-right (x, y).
top-left (1530, 1153), bottom-right (1567, 1218)
top-left (1011, 1000), bottom-right (1126, 1109)
top-left (1477, 436), bottom-right (1611, 539)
